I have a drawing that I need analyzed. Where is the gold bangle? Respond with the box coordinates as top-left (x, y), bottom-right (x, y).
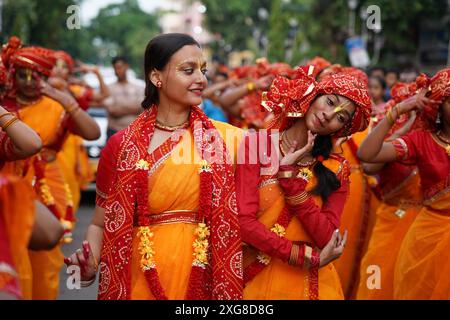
top-left (386, 109), bottom-right (394, 126)
top-left (303, 245), bottom-right (312, 270)
top-left (1, 117), bottom-right (19, 130)
top-left (278, 170), bottom-right (294, 179)
top-left (68, 106), bottom-right (81, 115)
top-left (0, 112), bottom-right (14, 121)
top-left (285, 191), bottom-right (309, 205)
top-left (246, 82), bottom-right (255, 93)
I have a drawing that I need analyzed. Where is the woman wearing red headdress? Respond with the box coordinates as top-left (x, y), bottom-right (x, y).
top-left (63, 33), bottom-right (243, 300)
top-left (236, 64), bottom-right (372, 299)
top-left (358, 68), bottom-right (450, 299)
top-left (51, 50), bottom-right (108, 214)
top-left (355, 81), bottom-right (423, 300)
top-left (1, 36), bottom-right (100, 299)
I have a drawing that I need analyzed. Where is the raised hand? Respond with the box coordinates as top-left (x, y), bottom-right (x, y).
top-left (397, 88), bottom-right (441, 116)
top-left (280, 130), bottom-right (316, 166)
top-left (40, 80), bottom-right (77, 110)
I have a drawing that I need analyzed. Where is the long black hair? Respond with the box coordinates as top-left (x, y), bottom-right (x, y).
top-left (141, 33), bottom-right (200, 109)
top-left (310, 134), bottom-right (341, 203)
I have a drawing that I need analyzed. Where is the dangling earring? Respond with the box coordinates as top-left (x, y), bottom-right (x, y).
top-left (156, 80), bottom-right (162, 88)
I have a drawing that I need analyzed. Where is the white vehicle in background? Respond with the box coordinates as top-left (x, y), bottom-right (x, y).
top-left (81, 67), bottom-right (145, 191)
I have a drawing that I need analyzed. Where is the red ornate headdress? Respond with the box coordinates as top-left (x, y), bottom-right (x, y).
top-left (237, 59), bottom-right (295, 128)
top-left (306, 56), bottom-right (332, 78)
top-left (374, 81), bottom-right (417, 133)
top-left (53, 50), bottom-right (75, 72)
top-left (2, 37), bottom-right (56, 77)
top-left (399, 69), bottom-right (450, 131)
top-left (261, 64), bottom-right (371, 136)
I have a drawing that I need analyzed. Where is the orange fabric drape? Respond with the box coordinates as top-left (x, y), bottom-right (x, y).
top-left (356, 170), bottom-right (422, 299)
top-left (243, 158), bottom-right (346, 300)
top-left (0, 174), bottom-right (35, 299)
top-left (393, 190), bottom-right (450, 300)
top-left (333, 128), bottom-right (380, 299)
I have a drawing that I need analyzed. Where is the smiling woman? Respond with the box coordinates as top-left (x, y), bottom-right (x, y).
top-left (64, 33), bottom-right (244, 300)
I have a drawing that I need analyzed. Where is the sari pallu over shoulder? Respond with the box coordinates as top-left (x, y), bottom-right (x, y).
top-left (98, 106), bottom-right (243, 300)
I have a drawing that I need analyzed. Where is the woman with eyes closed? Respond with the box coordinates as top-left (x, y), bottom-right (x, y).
top-left (235, 65), bottom-right (372, 299)
top-left (64, 33), bottom-right (244, 300)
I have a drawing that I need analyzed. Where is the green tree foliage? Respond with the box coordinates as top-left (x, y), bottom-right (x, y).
top-left (203, 0), bottom-right (449, 67)
top-left (201, 0), bottom-right (272, 57)
top-left (88, 0), bottom-right (160, 73)
top-left (1, 0), bottom-right (160, 75)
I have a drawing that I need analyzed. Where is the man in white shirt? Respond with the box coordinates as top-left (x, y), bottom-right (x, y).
top-left (103, 57), bottom-right (144, 139)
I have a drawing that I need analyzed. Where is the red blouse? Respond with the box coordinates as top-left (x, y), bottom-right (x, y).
top-left (392, 130), bottom-right (450, 200)
top-left (95, 129), bottom-right (125, 207)
top-left (235, 132), bottom-right (349, 263)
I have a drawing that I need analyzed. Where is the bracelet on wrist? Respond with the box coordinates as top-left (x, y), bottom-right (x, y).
top-left (278, 170), bottom-right (294, 179)
top-left (80, 274), bottom-right (96, 288)
top-left (1, 117), bottom-right (19, 130)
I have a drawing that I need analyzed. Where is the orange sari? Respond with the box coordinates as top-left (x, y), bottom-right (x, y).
top-left (3, 96), bottom-right (70, 299)
top-left (57, 134), bottom-right (94, 213)
top-left (0, 174), bottom-right (35, 299)
top-left (96, 117), bottom-right (243, 299)
top-left (391, 130), bottom-right (450, 299)
top-left (356, 164), bottom-right (422, 299)
top-left (333, 128), bottom-right (380, 298)
top-left (237, 134), bottom-right (349, 300)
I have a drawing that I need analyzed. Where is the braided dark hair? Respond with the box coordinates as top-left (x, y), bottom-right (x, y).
top-left (310, 135), bottom-right (341, 203)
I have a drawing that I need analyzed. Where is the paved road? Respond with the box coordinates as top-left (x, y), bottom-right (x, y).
top-left (58, 192), bottom-right (98, 300)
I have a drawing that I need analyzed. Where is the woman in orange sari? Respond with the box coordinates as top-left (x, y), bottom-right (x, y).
top-left (1, 97), bottom-right (65, 299)
top-left (51, 50), bottom-right (102, 213)
top-left (1, 37), bottom-right (100, 299)
top-left (0, 104), bottom-right (39, 300)
top-left (358, 68), bottom-right (450, 299)
top-left (356, 82), bottom-right (424, 300)
top-left (236, 64), bottom-right (372, 300)
top-left (64, 33), bottom-right (243, 300)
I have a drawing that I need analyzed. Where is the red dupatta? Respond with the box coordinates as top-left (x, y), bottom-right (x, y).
top-left (98, 105), bottom-right (243, 300)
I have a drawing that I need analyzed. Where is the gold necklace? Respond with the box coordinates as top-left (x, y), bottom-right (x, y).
top-left (155, 119), bottom-right (189, 132)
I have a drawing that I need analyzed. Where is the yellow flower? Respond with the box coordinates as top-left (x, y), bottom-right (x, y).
top-left (198, 160), bottom-right (212, 173)
top-left (257, 253), bottom-right (271, 265)
top-left (297, 168), bottom-right (313, 181)
top-left (135, 159), bottom-right (150, 170)
top-left (39, 179), bottom-right (55, 205)
top-left (270, 223), bottom-right (286, 237)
